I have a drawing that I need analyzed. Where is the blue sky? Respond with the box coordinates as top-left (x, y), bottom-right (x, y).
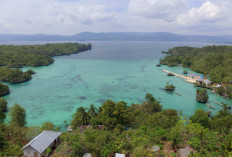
top-left (0, 0), bottom-right (231, 35)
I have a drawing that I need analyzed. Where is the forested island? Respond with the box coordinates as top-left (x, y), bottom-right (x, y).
top-left (0, 93), bottom-right (231, 156)
top-left (0, 43), bottom-right (92, 67)
top-left (160, 45), bottom-right (232, 98)
top-left (0, 43), bottom-right (92, 96)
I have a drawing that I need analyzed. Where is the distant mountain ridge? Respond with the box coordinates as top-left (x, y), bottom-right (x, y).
top-left (0, 32), bottom-right (232, 43)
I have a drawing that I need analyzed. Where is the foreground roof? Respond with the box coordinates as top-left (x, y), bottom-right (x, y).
top-left (22, 130), bottom-right (62, 154)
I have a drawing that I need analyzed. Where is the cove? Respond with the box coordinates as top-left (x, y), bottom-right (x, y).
top-left (3, 41), bottom-right (232, 128)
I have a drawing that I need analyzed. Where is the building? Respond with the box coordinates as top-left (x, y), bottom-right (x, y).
top-left (22, 130), bottom-right (62, 157)
top-left (115, 153), bottom-right (125, 157)
top-left (204, 80), bottom-right (212, 86)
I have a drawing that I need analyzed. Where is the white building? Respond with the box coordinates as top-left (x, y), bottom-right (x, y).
top-left (22, 130), bottom-right (61, 157)
top-left (115, 153), bottom-right (125, 157)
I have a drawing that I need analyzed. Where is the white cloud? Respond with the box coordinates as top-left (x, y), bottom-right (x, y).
top-left (175, 0), bottom-right (232, 34)
top-left (177, 1), bottom-right (228, 25)
top-left (128, 0), bottom-right (189, 21)
top-left (0, 0), bottom-right (232, 35)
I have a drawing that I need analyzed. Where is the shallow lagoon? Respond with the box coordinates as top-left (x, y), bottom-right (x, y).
top-left (2, 41), bottom-right (232, 127)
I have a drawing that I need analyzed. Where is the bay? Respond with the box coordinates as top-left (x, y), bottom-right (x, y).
top-left (2, 41), bottom-right (232, 128)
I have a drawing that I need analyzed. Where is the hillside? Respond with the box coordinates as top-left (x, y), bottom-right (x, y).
top-left (1, 32), bottom-right (232, 42)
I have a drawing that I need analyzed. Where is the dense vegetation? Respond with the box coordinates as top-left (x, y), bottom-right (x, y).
top-left (0, 68), bottom-right (33, 84)
top-left (160, 45), bottom-right (232, 83)
top-left (196, 89), bottom-right (208, 103)
top-left (0, 83), bottom-right (9, 96)
top-left (0, 98), bottom-right (7, 112)
top-left (165, 82), bottom-right (175, 91)
top-left (0, 43), bottom-right (92, 67)
top-left (0, 94), bottom-right (232, 156)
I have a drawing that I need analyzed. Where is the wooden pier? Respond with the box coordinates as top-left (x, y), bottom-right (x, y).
top-left (162, 70), bottom-right (197, 84)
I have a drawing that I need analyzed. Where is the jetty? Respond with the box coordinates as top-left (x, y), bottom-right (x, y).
top-left (215, 101), bottom-right (223, 106)
top-left (207, 103), bottom-right (215, 109)
top-left (175, 91), bottom-right (181, 96)
top-left (162, 70), bottom-right (197, 84)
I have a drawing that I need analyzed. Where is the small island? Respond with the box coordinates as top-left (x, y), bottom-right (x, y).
top-left (196, 88), bottom-right (208, 103)
top-left (0, 83), bottom-right (10, 96)
top-left (167, 73), bottom-right (175, 76)
top-left (165, 82), bottom-right (175, 91)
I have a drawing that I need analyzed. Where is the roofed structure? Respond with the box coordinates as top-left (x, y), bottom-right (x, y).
top-left (22, 130), bottom-right (61, 157)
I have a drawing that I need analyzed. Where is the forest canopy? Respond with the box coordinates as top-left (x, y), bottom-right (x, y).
top-left (0, 43), bottom-right (92, 67)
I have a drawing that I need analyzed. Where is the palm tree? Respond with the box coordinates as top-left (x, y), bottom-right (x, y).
top-left (77, 107), bottom-right (88, 125)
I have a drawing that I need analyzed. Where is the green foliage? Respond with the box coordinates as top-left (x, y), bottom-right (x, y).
top-left (0, 98), bottom-right (7, 112)
top-left (145, 93), bottom-right (155, 102)
top-left (0, 43), bottom-right (91, 67)
top-left (190, 109), bottom-right (210, 128)
top-left (210, 107), bottom-right (232, 134)
top-left (0, 83), bottom-right (9, 96)
top-left (98, 100), bottom-right (129, 130)
top-left (142, 93), bottom-right (162, 114)
top-left (25, 126), bottom-right (41, 140)
top-left (88, 104), bottom-right (99, 118)
top-left (0, 129), bottom-right (6, 150)
top-left (0, 110), bottom-right (6, 123)
top-left (9, 103), bottom-right (26, 126)
top-left (41, 121), bottom-right (60, 132)
top-left (196, 88), bottom-right (208, 103)
top-left (46, 147), bottom-right (51, 156)
top-left (71, 107), bottom-right (89, 129)
top-left (165, 82), bottom-right (175, 90)
top-left (0, 67), bottom-right (32, 83)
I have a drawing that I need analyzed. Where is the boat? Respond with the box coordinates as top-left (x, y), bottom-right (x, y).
top-left (215, 101), bottom-right (223, 106)
top-left (207, 103), bottom-right (215, 109)
top-left (156, 64), bottom-right (161, 67)
top-left (174, 91), bottom-right (181, 96)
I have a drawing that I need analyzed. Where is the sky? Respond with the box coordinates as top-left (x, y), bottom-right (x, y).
top-left (0, 0), bottom-right (232, 35)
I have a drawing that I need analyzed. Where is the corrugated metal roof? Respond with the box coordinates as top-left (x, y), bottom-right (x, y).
top-left (22, 130), bottom-right (62, 154)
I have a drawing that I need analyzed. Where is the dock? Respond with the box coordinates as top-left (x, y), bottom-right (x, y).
top-left (162, 70), bottom-right (197, 84)
top-left (207, 103), bottom-right (215, 109)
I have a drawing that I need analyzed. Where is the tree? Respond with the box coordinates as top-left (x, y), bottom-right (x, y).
top-left (0, 110), bottom-right (6, 123)
top-left (98, 100), bottom-right (129, 130)
top-left (196, 89), bottom-right (208, 103)
top-left (145, 93), bottom-right (155, 102)
top-left (0, 130), bottom-right (6, 151)
top-left (0, 98), bottom-right (7, 112)
top-left (41, 121), bottom-right (60, 131)
top-left (88, 104), bottom-right (98, 118)
top-left (0, 83), bottom-right (9, 96)
top-left (71, 107), bottom-right (89, 128)
top-left (190, 109), bottom-right (210, 128)
top-left (9, 103), bottom-right (26, 126)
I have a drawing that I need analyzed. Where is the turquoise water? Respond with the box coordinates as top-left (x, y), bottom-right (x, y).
top-left (2, 41), bottom-right (232, 128)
